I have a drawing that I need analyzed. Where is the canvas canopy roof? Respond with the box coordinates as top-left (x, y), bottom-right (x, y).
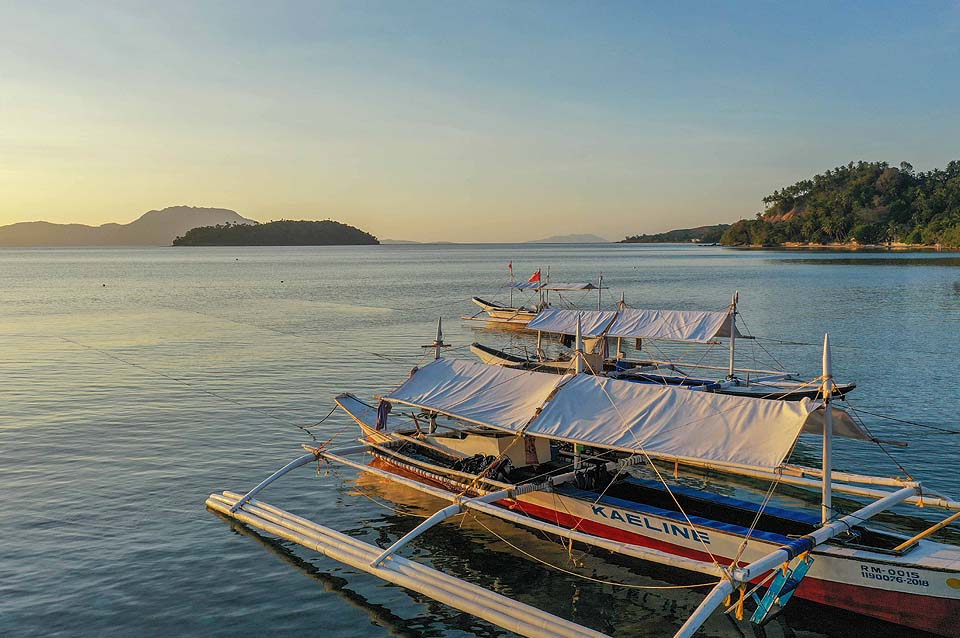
top-left (605, 308), bottom-right (745, 343)
top-left (508, 282), bottom-right (599, 291)
top-left (523, 307), bottom-right (743, 343)
top-left (384, 358), bottom-right (564, 432)
top-left (380, 358), bottom-right (869, 470)
top-left (526, 308), bottom-right (618, 337)
top-left (526, 374), bottom-right (817, 468)
top-left (540, 282), bottom-right (600, 291)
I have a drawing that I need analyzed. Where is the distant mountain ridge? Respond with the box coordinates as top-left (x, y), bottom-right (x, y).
top-left (0, 206), bottom-right (256, 246)
top-left (528, 233), bottom-right (609, 243)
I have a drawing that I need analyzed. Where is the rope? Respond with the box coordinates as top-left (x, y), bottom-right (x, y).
top-left (842, 405), bottom-right (960, 435)
top-left (469, 513), bottom-right (720, 590)
top-left (55, 335), bottom-right (329, 439)
top-left (578, 353), bottom-right (723, 569)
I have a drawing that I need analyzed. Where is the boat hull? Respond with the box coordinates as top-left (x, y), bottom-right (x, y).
top-left (370, 449), bottom-right (960, 637)
top-left (471, 297), bottom-right (538, 324)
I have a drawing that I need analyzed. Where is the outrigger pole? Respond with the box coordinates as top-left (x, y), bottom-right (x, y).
top-left (673, 332), bottom-right (915, 638)
top-left (674, 484), bottom-right (919, 638)
top-left (574, 314), bottom-right (584, 470)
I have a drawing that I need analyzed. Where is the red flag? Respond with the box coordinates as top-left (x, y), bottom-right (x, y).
top-left (528, 269), bottom-right (541, 283)
top-left (508, 261), bottom-right (513, 273)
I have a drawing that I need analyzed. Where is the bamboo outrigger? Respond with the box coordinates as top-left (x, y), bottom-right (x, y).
top-left (207, 321), bottom-right (960, 637)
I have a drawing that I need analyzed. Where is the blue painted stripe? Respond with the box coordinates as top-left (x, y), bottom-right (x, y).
top-left (621, 476), bottom-right (822, 526)
top-left (557, 483), bottom-right (796, 544)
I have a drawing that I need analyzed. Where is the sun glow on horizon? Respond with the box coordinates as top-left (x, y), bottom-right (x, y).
top-left (1, 2), bottom-right (958, 242)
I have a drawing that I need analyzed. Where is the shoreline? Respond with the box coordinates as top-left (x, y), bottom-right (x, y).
top-left (726, 242), bottom-right (956, 252)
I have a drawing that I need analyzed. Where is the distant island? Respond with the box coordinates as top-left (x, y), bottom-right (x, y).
top-left (721, 160), bottom-right (960, 248)
top-left (528, 233), bottom-right (609, 244)
top-left (0, 206), bottom-right (255, 246)
top-left (173, 220), bottom-right (379, 246)
top-left (621, 224), bottom-right (728, 244)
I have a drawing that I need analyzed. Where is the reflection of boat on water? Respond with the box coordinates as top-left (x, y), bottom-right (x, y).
top-left (207, 325), bottom-right (960, 638)
top-left (473, 294), bottom-right (857, 401)
top-left (209, 508), bottom-right (424, 638)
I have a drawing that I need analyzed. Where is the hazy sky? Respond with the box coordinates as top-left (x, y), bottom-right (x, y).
top-left (2, 2), bottom-right (959, 241)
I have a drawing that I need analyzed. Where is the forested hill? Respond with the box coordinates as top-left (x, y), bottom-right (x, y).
top-left (173, 220), bottom-right (379, 246)
top-left (721, 160), bottom-right (960, 247)
top-left (622, 224), bottom-right (728, 243)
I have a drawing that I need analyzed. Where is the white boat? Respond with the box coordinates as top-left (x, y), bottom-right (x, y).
top-left (464, 268), bottom-right (604, 326)
top-left (207, 325), bottom-right (960, 638)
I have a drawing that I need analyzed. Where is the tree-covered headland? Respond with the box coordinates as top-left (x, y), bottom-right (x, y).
top-left (173, 220), bottom-right (379, 246)
top-left (721, 160), bottom-right (960, 247)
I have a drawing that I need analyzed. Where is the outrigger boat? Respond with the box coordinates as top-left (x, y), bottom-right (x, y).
top-left (465, 268), bottom-right (605, 326)
top-left (207, 322), bottom-right (960, 638)
top-left (473, 293), bottom-right (857, 400)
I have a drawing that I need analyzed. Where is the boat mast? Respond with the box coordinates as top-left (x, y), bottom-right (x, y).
top-left (727, 291), bottom-right (739, 379)
top-left (616, 292), bottom-right (625, 360)
top-left (423, 317), bottom-right (448, 361)
top-left (821, 333), bottom-right (834, 525)
top-left (597, 273), bottom-right (602, 310)
top-left (575, 313), bottom-right (584, 374)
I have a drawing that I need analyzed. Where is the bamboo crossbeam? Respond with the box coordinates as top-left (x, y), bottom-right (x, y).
top-left (370, 488), bottom-right (515, 567)
top-left (658, 457), bottom-right (960, 510)
top-left (893, 510), bottom-right (960, 552)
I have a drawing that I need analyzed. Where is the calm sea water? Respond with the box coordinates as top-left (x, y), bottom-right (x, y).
top-left (3, 244), bottom-right (960, 638)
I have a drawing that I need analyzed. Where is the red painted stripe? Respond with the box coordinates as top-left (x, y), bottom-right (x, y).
top-left (507, 499), bottom-right (960, 637)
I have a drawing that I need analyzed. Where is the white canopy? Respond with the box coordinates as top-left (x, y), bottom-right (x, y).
top-left (508, 282), bottom-right (599, 291)
top-left (540, 282), bottom-right (600, 291)
top-left (802, 406), bottom-right (871, 441)
top-left (523, 307), bottom-right (744, 343)
top-left (384, 358), bottom-right (564, 433)
top-left (526, 374), bottom-right (815, 468)
top-left (379, 358), bottom-right (871, 471)
top-left (604, 308), bottom-right (744, 343)
top-left (526, 309), bottom-right (618, 337)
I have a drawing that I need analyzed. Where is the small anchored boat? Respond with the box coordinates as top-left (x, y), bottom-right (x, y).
top-left (207, 325), bottom-right (960, 638)
top-left (464, 265), bottom-right (604, 325)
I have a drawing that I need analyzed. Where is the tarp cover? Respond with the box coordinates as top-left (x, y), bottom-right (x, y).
top-left (539, 282), bottom-right (599, 291)
top-left (526, 374), bottom-right (814, 468)
top-left (384, 358), bottom-right (564, 432)
top-left (508, 282), bottom-right (598, 291)
top-left (526, 309), bottom-right (618, 337)
top-left (802, 406), bottom-right (871, 440)
top-left (605, 308), bottom-right (744, 343)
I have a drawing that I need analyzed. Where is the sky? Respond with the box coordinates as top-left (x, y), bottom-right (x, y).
top-left (1, 1), bottom-right (959, 242)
